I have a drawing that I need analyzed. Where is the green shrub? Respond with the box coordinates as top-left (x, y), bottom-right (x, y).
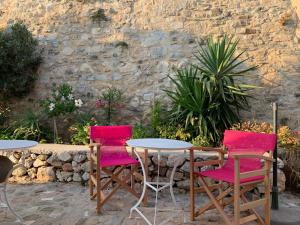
top-left (133, 124), bottom-right (149, 139)
top-left (0, 22), bottom-right (41, 99)
top-left (192, 135), bottom-right (211, 147)
top-left (166, 36), bottom-right (256, 144)
top-left (96, 87), bottom-right (123, 125)
top-left (69, 113), bottom-right (98, 145)
top-left (10, 110), bottom-right (52, 142)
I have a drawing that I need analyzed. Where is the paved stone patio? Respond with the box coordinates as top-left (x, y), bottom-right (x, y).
top-left (1, 183), bottom-right (299, 225)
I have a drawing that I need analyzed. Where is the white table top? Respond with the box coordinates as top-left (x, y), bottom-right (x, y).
top-left (126, 138), bottom-right (192, 151)
top-left (0, 140), bottom-right (38, 151)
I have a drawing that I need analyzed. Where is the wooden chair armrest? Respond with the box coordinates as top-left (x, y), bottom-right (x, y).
top-left (231, 153), bottom-right (275, 162)
top-left (191, 146), bottom-right (226, 155)
top-left (89, 143), bottom-right (101, 148)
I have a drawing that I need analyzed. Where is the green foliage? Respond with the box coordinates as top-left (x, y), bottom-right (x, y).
top-left (0, 22), bottom-right (41, 99)
top-left (0, 127), bottom-right (14, 140)
top-left (97, 87), bottom-right (123, 125)
top-left (0, 104), bottom-right (10, 126)
top-left (192, 135), bottom-right (211, 147)
top-left (157, 125), bottom-right (191, 141)
top-left (40, 83), bottom-right (82, 118)
top-left (150, 101), bottom-right (164, 137)
top-left (166, 36), bottom-right (256, 144)
top-left (91, 8), bottom-right (109, 23)
top-left (11, 110), bottom-right (51, 142)
top-left (133, 124), bottom-right (149, 139)
top-left (69, 113), bottom-right (98, 145)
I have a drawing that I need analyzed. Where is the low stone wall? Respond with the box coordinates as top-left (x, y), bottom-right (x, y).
top-left (0, 144), bottom-right (286, 192)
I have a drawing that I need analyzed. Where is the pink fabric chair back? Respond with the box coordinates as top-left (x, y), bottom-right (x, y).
top-left (223, 130), bottom-right (277, 171)
top-left (90, 125), bottom-right (132, 146)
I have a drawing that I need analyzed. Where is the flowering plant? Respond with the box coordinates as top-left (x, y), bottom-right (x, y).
top-left (40, 83), bottom-right (83, 143)
top-left (41, 84), bottom-right (83, 118)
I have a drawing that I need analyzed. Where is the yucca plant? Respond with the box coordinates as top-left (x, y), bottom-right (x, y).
top-left (166, 36), bottom-right (257, 144)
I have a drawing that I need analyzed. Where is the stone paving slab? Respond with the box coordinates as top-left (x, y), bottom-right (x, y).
top-left (1, 183), bottom-right (296, 225)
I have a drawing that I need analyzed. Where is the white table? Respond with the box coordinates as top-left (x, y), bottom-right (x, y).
top-left (126, 138), bottom-right (192, 225)
top-left (0, 140), bottom-right (38, 224)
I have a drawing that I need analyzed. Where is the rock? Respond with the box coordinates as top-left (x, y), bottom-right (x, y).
top-left (82, 172), bottom-right (89, 181)
top-left (37, 167), bottom-right (55, 182)
top-left (73, 173), bottom-right (82, 182)
top-left (258, 169), bottom-right (286, 193)
top-left (47, 154), bottom-right (62, 168)
top-left (167, 154), bottom-right (185, 167)
top-left (72, 161), bottom-right (81, 172)
top-left (9, 154), bottom-right (19, 164)
top-left (33, 158), bottom-right (48, 167)
top-left (24, 158), bottom-right (34, 168)
top-left (61, 171), bottom-right (73, 181)
top-left (176, 179), bottom-right (190, 190)
top-left (12, 165), bottom-right (27, 177)
top-left (37, 154), bottom-right (49, 161)
top-left (31, 154), bottom-right (37, 159)
top-left (73, 154), bottom-right (87, 163)
top-left (62, 163), bottom-right (73, 172)
top-left (81, 161), bottom-right (90, 172)
top-left (57, 152), bottom-right (72, 162)
top-left (181, 161), bottom-right (190, 173)
top-left (13, 152), bottom-right (22, 159)
top-left (27, 167), bottom-right (37, 179)
top-left (152, 155), bottom-right (167, 167)
top-left (166, 170), bottom-right (184, 181)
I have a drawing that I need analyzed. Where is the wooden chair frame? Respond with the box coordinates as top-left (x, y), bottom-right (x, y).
top-left (89, 143), bottom-right (143, 214)
top-left (190, 146), bottom-right (274, 225)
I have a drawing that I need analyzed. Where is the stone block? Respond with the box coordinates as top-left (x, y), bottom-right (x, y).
top-left (12, 165), bottom-right (27, 177)
top-left (37, 167), bottom-right (55, 182)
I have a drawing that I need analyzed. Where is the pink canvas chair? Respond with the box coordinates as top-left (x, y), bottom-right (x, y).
top-left (189, 130), bottom-right (276, 225)
top-left (89, 125), bottom-right (141, 214)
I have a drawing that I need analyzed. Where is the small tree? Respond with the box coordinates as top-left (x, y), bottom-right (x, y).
top-left (0, 21), bottom-right (41, 100)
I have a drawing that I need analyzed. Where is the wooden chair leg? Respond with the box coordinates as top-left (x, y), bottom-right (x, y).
top-left (96, 146), bottom-right (102, 214)
top-left (189, 149), bottom-right (196, 221)
top-left (198, 176), bottom-right (232, 225)
top-left (89, 145), bottom-right (94, 197)
top-left (234, 158), bottom-right (241, 225)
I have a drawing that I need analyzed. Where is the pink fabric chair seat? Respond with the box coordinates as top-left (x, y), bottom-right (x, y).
top-left (99, 145), bottom-right (139, 168)
top-left (198, 168), bottom-right (264, 184)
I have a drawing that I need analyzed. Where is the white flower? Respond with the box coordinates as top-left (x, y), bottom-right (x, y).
top-left (68, 94), bottom-right (74, 100)
top-left (55, 90), bottom-right (59, 96)
top-left (49, 103), bottom-right (55, 111)
top-left (61, 96), bottom-right (65, 101)
top-left (75, 99), bottom-right (83, 107)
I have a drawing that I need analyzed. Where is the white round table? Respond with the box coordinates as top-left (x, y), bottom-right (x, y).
top-left (127, 138), bottom-right (192, 225)
top-left (0, 140), bottom-right (38, 224)
top-left (0, 140), bottom-right (38, 151)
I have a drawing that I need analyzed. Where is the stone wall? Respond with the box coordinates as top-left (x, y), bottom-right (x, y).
top-left (0, 144), bottom-right (286, 193)
top-left (0, 0), bottom-right (300, 127)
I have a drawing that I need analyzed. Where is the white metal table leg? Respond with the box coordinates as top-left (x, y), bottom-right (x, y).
top-left (130, 149), bottom-right (184, 225)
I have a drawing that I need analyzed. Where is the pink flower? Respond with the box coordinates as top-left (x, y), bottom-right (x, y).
top-left (95, 99), bottom-right (101, 108)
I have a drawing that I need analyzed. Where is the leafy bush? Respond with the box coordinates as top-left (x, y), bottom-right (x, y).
top-left (0, 104), bottom-right (10, 126)
top-left (133, 124), bottom-right (149, 139)
top-left (157, 125), bottom-right (191, 141)
top-left (10, 110), bottom-right (52, 142)
top-left (192, 135), bottom-right (211, 147)
top-left (69, 113), bottom-right (98, 145)
top-left (0, 22), bottom-right (41, 99)
top-left (166, 36), bottom-right (256, 144)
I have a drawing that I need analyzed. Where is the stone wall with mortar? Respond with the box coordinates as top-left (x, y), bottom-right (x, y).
top-left (0, 0), bottom-right (300, 127)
